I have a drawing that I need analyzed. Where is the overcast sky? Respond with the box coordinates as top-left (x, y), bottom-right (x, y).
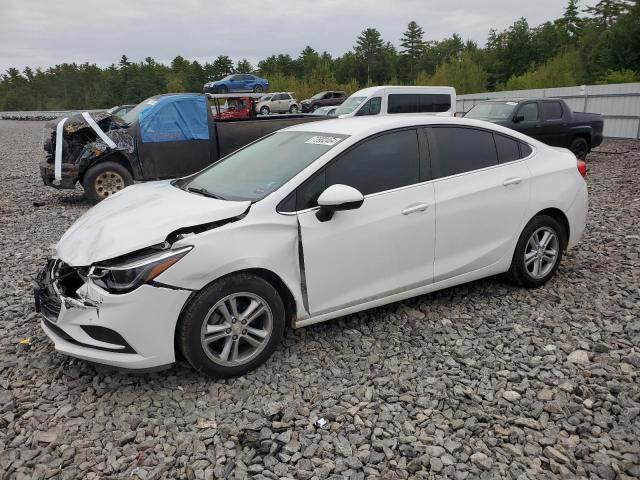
top-left (0, 0), bottom-right (586, 74)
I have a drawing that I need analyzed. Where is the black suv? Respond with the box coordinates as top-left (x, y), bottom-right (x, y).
top-left (300, 91), bottom-right (347, 112)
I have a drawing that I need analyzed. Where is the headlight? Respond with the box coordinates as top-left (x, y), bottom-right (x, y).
top-left (89, 246), bottom-right (192, 293)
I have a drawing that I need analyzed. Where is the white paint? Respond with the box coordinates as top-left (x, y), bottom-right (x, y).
top-left (45, 115), bottom-right (588, 370)
top-left (317, 184), bottom-right (363, 206)
top-left (81, 111), bottom-right (116, 149)
top-left (53, 117), bottom-right (67, 184)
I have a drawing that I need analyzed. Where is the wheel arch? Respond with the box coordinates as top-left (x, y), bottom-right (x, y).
top-left (532, 208), bottom-right (570, 249)
top-left (80, 151), bottom-right (134, 183)
top-left (571, 132), bottom-right (591, 151)
top-left (173, 267), bottom-right (298, 354)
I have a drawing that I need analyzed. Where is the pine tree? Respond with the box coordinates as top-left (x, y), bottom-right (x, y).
top-left (354, 28), bottom-right (384, 83)
top-left (562, 0), bottom-right (582, 36)
top-left (400, 21), bottom-right (426, 78)
top-left (584, 0), bottom-right (630, 27)
top-left (235, 59), bottom-right (253, 73)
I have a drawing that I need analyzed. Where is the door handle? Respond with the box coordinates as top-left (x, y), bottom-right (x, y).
top-left (503, 177), bottom-right (522, 186)
top-left (402, 203), bottom-right (429, 215)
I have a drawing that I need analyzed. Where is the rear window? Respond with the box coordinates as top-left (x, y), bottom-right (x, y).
top-left (388, 94), bottom-right (451, 114)
top-left (432, 127), bottom-right (498, 178)
top-left (519, 142), bottom-right (533, 157)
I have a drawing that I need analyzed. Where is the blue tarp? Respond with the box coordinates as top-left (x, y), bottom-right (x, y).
top-left (139, 95), bottom-right (209, 143)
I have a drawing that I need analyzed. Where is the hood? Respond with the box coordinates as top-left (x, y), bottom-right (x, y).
top-left (44, 111), bottom-right (121, 135)
top-left (56, 181), bottom-right (250, 266)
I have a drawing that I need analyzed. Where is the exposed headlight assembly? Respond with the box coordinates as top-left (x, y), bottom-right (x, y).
top-left (89, 246), bottom-right (192, 293)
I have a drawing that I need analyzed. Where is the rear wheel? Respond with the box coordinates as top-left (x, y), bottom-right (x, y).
top-left (177, 273), bottom-right (285, 378)
top-left (260, 106), bottom-right (270, 115)
top-left (569, 137), bottom-right (589, 160)
top-left (82, 161), bottom-right (133, 204)
top-left (253, 85), bottom-right (264, 93)
top-left (508, 215), bottom-right (565, 288)
top-left (289, 104), bottom-right (299, 114)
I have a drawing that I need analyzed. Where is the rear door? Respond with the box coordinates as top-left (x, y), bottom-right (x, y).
top-left (136, 96), bottom-right (212, 179)
top-left (428, 126), bottom-right (531, 282)
top-left (539, 101), bottom-right (569, 146)
top-left (297, 129), bottom-right (435, 315)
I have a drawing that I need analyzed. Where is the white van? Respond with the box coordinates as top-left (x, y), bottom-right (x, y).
top-left (334, 86), bottom-right (456, 118)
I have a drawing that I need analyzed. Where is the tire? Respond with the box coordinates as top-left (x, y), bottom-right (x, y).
top-left (260, 106), bottom-right (270, 116)
top-left (508, 215), bottom-right (566, 288)
top-left (569, 137), bottom-right (589, 160)
top-left (218, 85), bottom-right (228, 94)
top-left (82, 160), bottom-right (133, 204)
top-left (289, 104), bottom-right (299, 114)
top-left (311, 103), bottom-right (320, 112)
top-left (253, 85), bottom-right (264, 93)
top-left (177, 273), bottom-right (285, 378)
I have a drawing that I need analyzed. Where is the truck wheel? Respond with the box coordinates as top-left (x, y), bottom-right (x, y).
top-left (569, 137), bottom-right (589, 160)
top-left (260, 106), bottom-right (270, 115)
top-left (82, 161), bottom-right (133, 204)
top-left (253, 85), bottom-right (264, 93)
top-left (289, 104), bottom-right (299, 114)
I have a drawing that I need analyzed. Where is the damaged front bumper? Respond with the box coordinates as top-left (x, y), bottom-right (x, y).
top-left (39, 161), bottom-right (78, 189)
top-left (34, 259), bottom-right (192, 369)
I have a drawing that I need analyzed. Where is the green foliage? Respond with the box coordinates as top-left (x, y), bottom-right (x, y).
top-left (1, 0), bottom-right (639, 110)
top-left (502, 50), bottom-right (581, 90)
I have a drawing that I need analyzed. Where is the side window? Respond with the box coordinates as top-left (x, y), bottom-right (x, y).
top-left (494, 134), bottom-right (521, 163)
top-left (229, 75), bottom-right (240, 81)
top-left (271, 94), bottom-right (282, 101)
top-left (281, 93), bottom-right (291, 100)
top-left (519, 142), bottom-right (533, 157)
top-left (356, 97), bottom-right (382, 116)
top-left (296, 170), bottom-right (326, 211)
top-left (517, 103), bottom-right (539, 122)
top-left (431, 127), bottom-right (498, 178)
top-left (388, 94), bottom-right (451, 114)
top-left (542, 102), bottom-right (563, 120)
top-left (326, 130), bottom-right (420, 196)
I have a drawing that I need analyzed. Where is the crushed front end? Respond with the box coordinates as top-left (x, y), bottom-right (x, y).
top-left (33, 257), bottom-right (192, 370)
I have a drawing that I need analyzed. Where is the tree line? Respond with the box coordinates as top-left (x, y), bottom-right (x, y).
top-left (1, 0), bottom-right (638, 111)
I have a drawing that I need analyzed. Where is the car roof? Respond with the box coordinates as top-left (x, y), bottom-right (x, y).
top-left (283, 115), bottom-right (542, 143)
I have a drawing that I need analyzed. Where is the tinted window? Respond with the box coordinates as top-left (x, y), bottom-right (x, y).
top-left (517, 103), bottom-right (539, 122)
top-left (494, 134), bottom-right (521, 163)
top-left (271, 94), bottom-right (282, 101)
top-left (519, 142), bottom-right (533, 157)
top-left (281, 93), bottom-right (291, 100)
top-left (326, 130), bottom-right (420, 196)
top-left (432, 127), bottom-right (498, 178)
top-left (230, 75), bottom-right (241, 81)
top-left (388, 94), bottom-right (451, 114)
top-left (296, 170), bottom-right (327, 210)
top-left (543, 102), bottom-right (563, 120)
top-left (356, 97), bottom-right (382, 116)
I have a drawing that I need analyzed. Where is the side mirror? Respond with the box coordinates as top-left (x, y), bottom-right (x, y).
top-left (316, 184), bottom-right (364, 222)
top-left (513, 115), bottom-right (525, 123)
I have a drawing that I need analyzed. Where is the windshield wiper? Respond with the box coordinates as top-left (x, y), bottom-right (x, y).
top-left (187, 186), bottom-right (226, 200)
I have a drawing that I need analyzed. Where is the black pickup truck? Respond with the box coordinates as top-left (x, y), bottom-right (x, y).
top-left (41, 93), bottom-right (325, 203)
top-left (463, 98), bottom-right (603, 159)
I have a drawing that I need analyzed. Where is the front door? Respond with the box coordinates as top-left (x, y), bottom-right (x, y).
top-left (136, 96), bottom-right (211, 179)
top-left (297, 129), bottom-right (435, 316)
top-left (427, 126), bottom-right (531, 282)
top-left (513, 101), bottom-right (541, 140)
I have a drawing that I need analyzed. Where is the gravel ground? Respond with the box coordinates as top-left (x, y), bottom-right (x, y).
top-left (0, 120), bottom-right (639, 480)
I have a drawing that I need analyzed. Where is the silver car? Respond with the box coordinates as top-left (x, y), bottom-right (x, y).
top-left (255, 92), bottom-right (299, 115)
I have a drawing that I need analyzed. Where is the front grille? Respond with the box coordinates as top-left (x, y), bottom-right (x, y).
top-left (36, 261), bottom-right (62, 320)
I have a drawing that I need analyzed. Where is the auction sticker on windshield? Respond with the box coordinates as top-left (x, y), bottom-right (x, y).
top-left (305, 136), bottom-right (343, 146)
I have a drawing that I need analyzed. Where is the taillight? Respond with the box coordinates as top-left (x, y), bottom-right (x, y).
top-left (577, 160), bottom-right (587, 178)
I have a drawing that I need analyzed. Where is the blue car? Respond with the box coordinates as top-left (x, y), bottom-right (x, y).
top-left (203, 74), bottom-right (269, 94)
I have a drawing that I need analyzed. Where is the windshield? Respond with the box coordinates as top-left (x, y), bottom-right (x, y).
top-left (184, 131), bottom-right (348, 201)
top-left (311, 91), bottom-right (327, 100)
top-left (121, 97), bottom-right (158, 125)
top-left (464, 102), bottom-right (515, 121)
top-left (334, 96), bottom-right (367, 115)
top-left (106, 106), bottom-right (117, 114)
top-left (261, 95), bottom-right (272, 102)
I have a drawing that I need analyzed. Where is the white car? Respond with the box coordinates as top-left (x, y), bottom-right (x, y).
top-left (35, 116), bottom-right (588, 378)
top-left (254, 92), bottom-right (299, 115)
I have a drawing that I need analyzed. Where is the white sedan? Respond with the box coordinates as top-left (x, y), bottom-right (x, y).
top-left (35, 116), bottom-right (588, 378)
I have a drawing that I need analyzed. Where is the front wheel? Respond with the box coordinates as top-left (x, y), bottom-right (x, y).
top-left (177, 273), bottom-right (285, 378)
top-left (218, 85), bottom-right (228, 94)
top-left (253, 85), bottom-right (264, 93)
top-left (82, 160), bottom-right (133, 204)
top-left (569, 137), bottom-right (589, 160)
top-left (260, 106), bottom-right (270, 115)
top-left (508, 215), bottom-right (565, 288)
top-left (311, 103), bottom-right (320, 112)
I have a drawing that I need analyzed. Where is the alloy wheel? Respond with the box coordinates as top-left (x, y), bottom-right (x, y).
top-left (200, 292), bottom-right (273, 367)
top-left (524, 227), bottom-right (559, 279)
top-left (94, 171), bottom-right (125, 198)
